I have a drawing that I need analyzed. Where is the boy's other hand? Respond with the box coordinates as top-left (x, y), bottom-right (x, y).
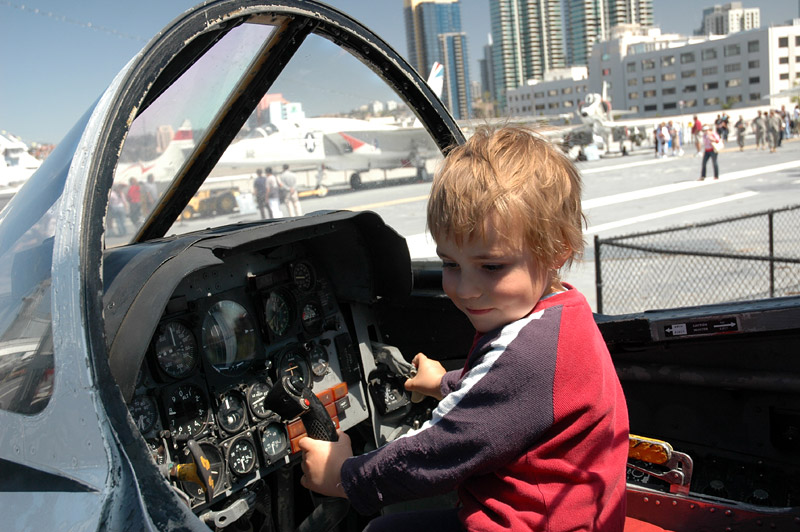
top-left (298, 430), bottom-right (352, 498)
top-left (405, 353), bottom-right (446, 401)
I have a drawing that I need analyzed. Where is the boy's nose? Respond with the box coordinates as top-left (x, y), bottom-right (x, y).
top-left (454, 271), bottom-right (481, 299)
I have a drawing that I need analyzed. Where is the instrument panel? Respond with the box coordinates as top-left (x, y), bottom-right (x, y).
top-left (126, 244), bottom-right (362, 506)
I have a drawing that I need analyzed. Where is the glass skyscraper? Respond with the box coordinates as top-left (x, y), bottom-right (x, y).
top-left (404, 0), bottom-right (472, 119)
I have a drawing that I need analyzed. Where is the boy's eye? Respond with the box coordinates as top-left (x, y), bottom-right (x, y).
top-left (441, 261), bottom-right (459, 269)
top-left (482, 264), bottom-right (505, 272)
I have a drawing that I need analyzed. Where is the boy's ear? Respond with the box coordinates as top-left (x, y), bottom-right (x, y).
top-left (553, 247), bottom-right (572, 269)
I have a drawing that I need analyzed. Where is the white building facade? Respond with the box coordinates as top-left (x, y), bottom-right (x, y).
top-left (589, 23), bottom-right (800, 118)
top-left (506, 67), bottom-right (588, 118)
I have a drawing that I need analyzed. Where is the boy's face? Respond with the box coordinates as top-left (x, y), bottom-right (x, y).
top-left (436, 223), bottom-right (558, 333)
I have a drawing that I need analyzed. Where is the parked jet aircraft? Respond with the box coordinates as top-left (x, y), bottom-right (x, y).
top-left (212, 63), bottom-right (446, 188)
top-left (1, 2), bottom-right (798, 532)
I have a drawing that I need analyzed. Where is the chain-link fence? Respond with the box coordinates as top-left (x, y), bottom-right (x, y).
top-left (594, 205), bottom-right (800, 314)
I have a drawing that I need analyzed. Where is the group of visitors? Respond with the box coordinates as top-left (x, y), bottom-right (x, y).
top-left (107, 174), bottom-right (158, 237)
top-left (654, 121), bottom-right (684, 158)
top-left (252, 164), bottom-right (303, 220)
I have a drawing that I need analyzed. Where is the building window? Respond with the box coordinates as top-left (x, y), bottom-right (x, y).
top-left (727, 94), bottom-right (742, 104)
top-left (796, 56), bottom-right (800, 63)
top-left (662, 73), bottom-right (677, 81)
top-left (779, 57), bottom-right (789, 64)
top-left (643, 90), bottom-right (657, 98)
top-left (534, 92), bottom-right (544, 98)
top-left (748, 60), bottom-right (759, 68)
top-left (683, 85), bottom-right (697, 93)
top-left (663, 87), bottom-right (676, 95)
top-left (681, 52), bottom-right (695, 64)
top-left (663, 102), bottom-right (677, 110)
top-left (628, 79), bottom-right (638, 86)
top-left (535, 104), bottom-right (545, 110)
top-left (724, 63), bottom-right (741, 72)
top-left (644, 104), bottom-right (658, 112)
top-left (748, 40), bottom-right (759, 53)
top-left (702, 66), bottom-right (718, 75)
top-left (779, 37), bottom-right (789, 48)
top-left (726, 79), bottom-right (741, 88)
top-left (749, 76), bottom-right (760, 84)
top-left (548, 102), bottom-right (559, 109)
top-left (704, 82), bottom-right (719, 90)
top-left (682, 70), bottom-right (696, 79)
top-left (780, 73), bottom-right (790, 80)
top-left (641, 59), bottom-right (656, 70)
top-left (643, 75), bottom-right (656, 84)
top-left (704, 96), bottom-right (720, 105)
top-left (662, 56), bottom-right (675, 67)
top-left (684, 99), bottom-right (697, 108)
top-left (702, 49), bottom-right (717, 60)
top-left (749, 93), bottom-right (760, 101)
top-left (562, 87), bottom-right (573, 94)
top-left (724, 44), bottom-right (741, 57)
top-left (796, 36), bottom-right (800, 46)
top-left (626, 62), bottom-right (636, 73)
top-left (629, 105), bottom-right (639, 112)
top-left (628, 92), bottom-right (639, 99)
top-left (564, 100), bottom-right (573, 107)
top-left (548, 89), bottom-right (558, 96)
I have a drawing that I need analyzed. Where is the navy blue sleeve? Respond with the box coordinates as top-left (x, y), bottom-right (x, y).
top-left (341, 307), bottom-right (562, 515)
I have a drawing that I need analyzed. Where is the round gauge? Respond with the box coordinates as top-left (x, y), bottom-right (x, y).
top-left (247, 381), bottom-right (273, 419)
top-left (264, 291), bottom-right (293, 337)
top-left (261, 423), bottom-right (289, 459)
top-left (276, 348), bottom-right (311, 385)
top-left (217, 392), bottom-right (246, 433)
top-left (228, 437), bottom-right (257, 476)
top-left (130, 395), bottom-right (158, 433)
top-left (308, 344), bottom-right (330, 377)
top-left (154, 321), bottom-right (198, 379)
top-left (180, 443), bottom-right (224, 500)
top-left (301, 301), bottom-right (324, 334)
top-left (201, 300), bottom-right (258, 376)
top-left (164, 383), bottom-right (208, 440)
top-left (292, 261), bottom-right (316, 291)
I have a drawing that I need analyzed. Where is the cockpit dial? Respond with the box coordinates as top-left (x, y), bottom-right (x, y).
top-left (130, 394), bottom-right (158, 433)
top-left (201, 300), bottom-right (258, 376)
top-left (154, 321), bottom-right (198, 379)
top-left (264, 290), bottom-right (293, 337)
top-left (227, 436), bottom-right (257, 476)
top-left (246, 381), bottom-right (273, 419)
top-left (217, 391), bottom-right (247, 433)
top-left (164, 383), bottom-right (208, 440)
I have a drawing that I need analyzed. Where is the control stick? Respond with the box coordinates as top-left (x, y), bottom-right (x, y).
top-left (265, 376), bottom-right (338, 442)
top-left (266, 376), bottom-right (348, 532)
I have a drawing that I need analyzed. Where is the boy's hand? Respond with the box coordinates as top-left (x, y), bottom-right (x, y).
top-left (405, 353), bottom-right (446, 401)
top-left (298, 430), bottom-right (351, 498)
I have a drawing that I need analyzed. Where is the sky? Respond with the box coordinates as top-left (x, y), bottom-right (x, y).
top-left (1, 0), bottom-right (798, 146)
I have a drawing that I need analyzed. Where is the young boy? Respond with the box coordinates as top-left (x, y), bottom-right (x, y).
top-left (299, 126), bottom-right (630, 531)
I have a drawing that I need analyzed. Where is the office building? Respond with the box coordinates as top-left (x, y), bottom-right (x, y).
top-left (439, 32), bottom-right (472, 119)
top-left (591, 24), bottom-right (799, 117)
top-left (489, 0), bottom-right (566, 111)
top-left (508, 23), bottom-right (800, 121)
top-left (698, 3), bottom-right (760, 35)
top-left (404, 0), bottom-right (471, 118)
top-left (564, 0), bottom-right (653, 67)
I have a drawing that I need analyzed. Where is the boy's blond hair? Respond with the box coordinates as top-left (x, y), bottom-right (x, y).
top-left (427, 125), bottom-right (585, 269)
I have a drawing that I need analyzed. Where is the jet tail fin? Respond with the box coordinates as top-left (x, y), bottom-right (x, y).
top-left (413, 62), bottom-right (444, 127)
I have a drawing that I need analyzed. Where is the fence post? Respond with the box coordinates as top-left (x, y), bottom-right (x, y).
top-left (769, 211), bottom-right (775, 298)
top-left (594, 235), bottom-right (603, 314)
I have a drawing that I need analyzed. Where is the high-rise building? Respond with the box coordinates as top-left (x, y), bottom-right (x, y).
top-left (564, 0), bottom-right (653, 67)
top-left (404, 0), bottom-right (462, 75)
top-left (489, 0), bottom-right (566, 112)
top-left (404, 0), bottom-right (471, 118)
top-left (698, 2), bottom-right (760, 35)
top-left (439, 32), bottom-right (472, 119)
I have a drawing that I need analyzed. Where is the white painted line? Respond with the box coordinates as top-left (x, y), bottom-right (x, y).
top-left (584, 191), bottom-right (758, 235)
top-left (583, 160), bottom-right (800, 210)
